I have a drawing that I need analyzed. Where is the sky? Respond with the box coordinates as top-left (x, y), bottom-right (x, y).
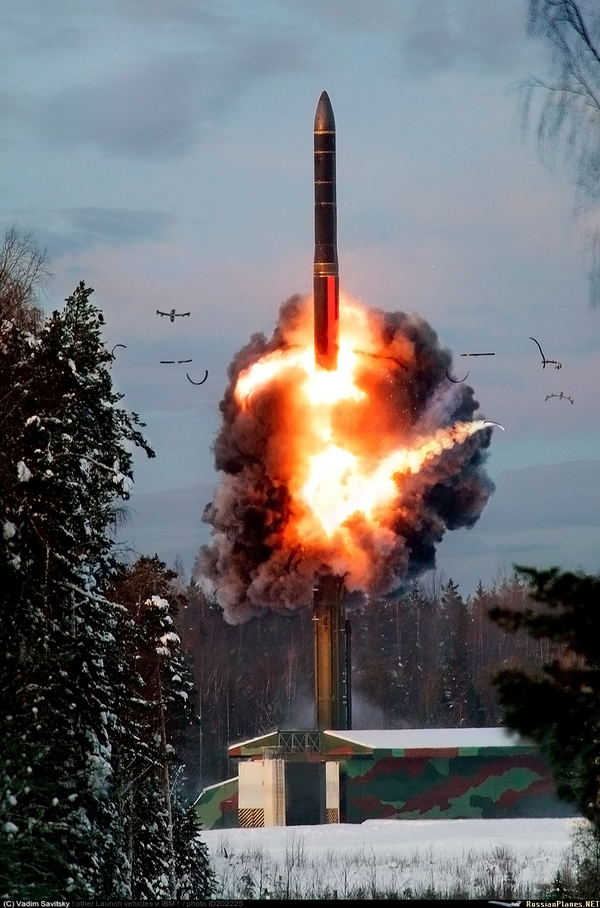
top-left (2, 0), bottom-right (599, 597)
top-left (202, 816), bottom-right (580, 898)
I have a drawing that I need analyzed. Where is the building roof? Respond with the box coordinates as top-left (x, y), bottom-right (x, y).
top-left (326, 727), bottom-right (530, 750)
top-left (229, 727), bottom-right (536, 758)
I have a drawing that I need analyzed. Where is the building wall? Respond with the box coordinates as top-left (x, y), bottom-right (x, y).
top-left (195, 739), bottom-right (576, 829)
top-left (194, 777), bottom-right (238, 831)
top-left (341, 751), bottom-right (575, 822)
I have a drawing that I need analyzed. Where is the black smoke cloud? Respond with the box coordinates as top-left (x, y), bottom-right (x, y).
top-left (195, 294), bottom-right (495, 623)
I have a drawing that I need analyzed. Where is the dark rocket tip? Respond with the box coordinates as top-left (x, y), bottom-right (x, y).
top-left (315, 91), bottom-right (335, 132)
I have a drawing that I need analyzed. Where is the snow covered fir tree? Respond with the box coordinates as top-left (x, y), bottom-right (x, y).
top-left (107, 555), bottom-right (214, 899)
top-left (0, 235), bottom-right (214, 898)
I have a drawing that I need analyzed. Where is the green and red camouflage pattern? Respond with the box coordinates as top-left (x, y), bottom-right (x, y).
top-left (341, 752), bottom-right (574, 822)
top-left (194, 776), bottom-right (239, 830)
top-left (196, 731), bottom-right (575, 828)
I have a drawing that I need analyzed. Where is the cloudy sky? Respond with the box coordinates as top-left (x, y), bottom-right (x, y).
top-left (2, 0), bottom-right (599, 595)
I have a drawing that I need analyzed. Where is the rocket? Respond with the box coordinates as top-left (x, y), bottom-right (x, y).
top-left (313, 94), bottom-right (350, 730)
top-left (314, 91), bottom-right (339, 371)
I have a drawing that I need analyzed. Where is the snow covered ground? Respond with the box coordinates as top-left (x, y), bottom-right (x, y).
top-left (202, 817), bottom-right (582, 899)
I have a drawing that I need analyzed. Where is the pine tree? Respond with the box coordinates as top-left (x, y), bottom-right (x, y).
top-left (489, 566), bottom-right (600, 827)
top-left (351, 597), bottom-right (403, 726)
top-left (172, 798), bottom-right (215, 899)
top-left (0, 282), bottom-right (154, 897)
top-left (437, 580), bottom-right (481, 725)
top-left (399, 583), bottom-right (445, 726)
top-left (108, 556), bottom-right (214, 898)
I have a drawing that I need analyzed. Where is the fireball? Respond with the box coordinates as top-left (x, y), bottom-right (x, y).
top-left (198, 293), bottom-right (496, 623)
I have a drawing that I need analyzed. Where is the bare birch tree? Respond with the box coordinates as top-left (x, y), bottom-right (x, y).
top-left (521, 0), bottom-right (600, 304)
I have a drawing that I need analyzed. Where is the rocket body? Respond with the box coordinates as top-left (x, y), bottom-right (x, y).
top-left (314, 91), bottom-right (339, 371)
top-left (313, 573), bottom-right (350, 730)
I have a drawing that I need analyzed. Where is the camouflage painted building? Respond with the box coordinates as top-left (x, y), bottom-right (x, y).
top-left (194, 777), bottom-right (238, 831)
top-left (194, 727), bottom-right (575, 830)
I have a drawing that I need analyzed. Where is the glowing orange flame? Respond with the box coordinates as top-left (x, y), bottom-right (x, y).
top-left (299, 421), bottom-right (491, 535)
top-left (200, 291), bottom-right (498, 619)
top-left (234, 294), bottom-right (492, 541)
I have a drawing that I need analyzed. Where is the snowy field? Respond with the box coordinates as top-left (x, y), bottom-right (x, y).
top-left (202, 817), bottom-right (582, 900)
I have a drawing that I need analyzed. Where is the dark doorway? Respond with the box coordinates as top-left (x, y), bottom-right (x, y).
top-left (285, 762), bottom-right (326, 826)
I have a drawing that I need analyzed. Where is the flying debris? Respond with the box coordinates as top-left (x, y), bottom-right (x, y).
top-left (545, 392), bottom-right (574, 404)
top-left (482, 420), bottom-right (505, 431)
top-left (529, 336), bottom-right (562, 369)
top-left (160, 359), bottom-right (193, 364)
top-left (186, 370), bottom-right (208, 385)
top-left (110, 343), bottom-right (126, 357)
top-left (157, 309), bottom-right (191, 322)
top-left (445, 369), bottom-right (470, 383)
top-left (314, 91), bottom-right (339, 371)
top-left (460, 352), bottom-right (495, 357)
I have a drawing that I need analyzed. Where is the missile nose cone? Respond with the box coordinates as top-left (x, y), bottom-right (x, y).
top-left (315, 90), bottom-right (335, 132)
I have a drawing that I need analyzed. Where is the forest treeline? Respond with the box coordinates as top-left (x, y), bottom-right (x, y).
top-left (177, 572), bottom-right (557, 793)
